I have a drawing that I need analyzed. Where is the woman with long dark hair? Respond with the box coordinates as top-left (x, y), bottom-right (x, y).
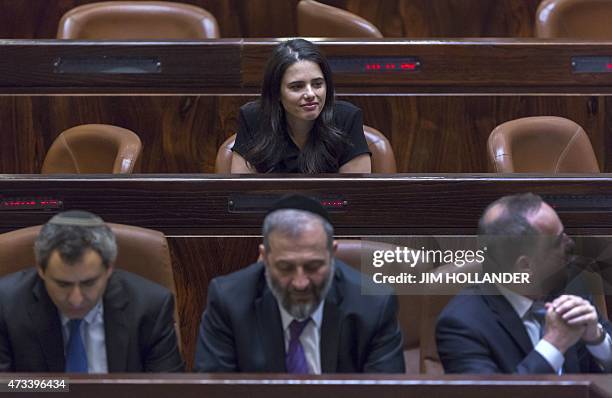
top-left (231, 39), bottom-right (371, 173)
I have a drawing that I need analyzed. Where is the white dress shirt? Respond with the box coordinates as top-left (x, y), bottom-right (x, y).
top-left (498, 285), bottom-right (612, 373)
top-left (60, 301), bottom-right (108, 373)
top-left (278, 301), bottom-right (324, 374)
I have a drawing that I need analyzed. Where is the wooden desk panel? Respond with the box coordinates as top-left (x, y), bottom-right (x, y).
top-left (4, 41), bottom-right (612, 94)
top-left (1, 374), bottom-right (610, 398)
top-left (243, 40), bottom-right (612, 94)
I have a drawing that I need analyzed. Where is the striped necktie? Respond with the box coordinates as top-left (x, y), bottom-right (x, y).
top-left (286, 319), bottom-right (310, 374)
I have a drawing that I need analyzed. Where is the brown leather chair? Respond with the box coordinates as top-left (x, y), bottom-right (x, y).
top-left (0, 223), bottom-right (181, 347)
top-left (334, 239), bottom-right (434, 374)
top-left (214, 125), bottom-right (397, 173)
top-left (487, 116), bottom-right (600, 173)
top-left (58, 1), bottom-right (220, 39)
top-left (297, 0), bottom-right (383, 38)
top-left (42, 124), bottom-right (142, 174)
top-left (536, 0), bottom-right (612, 39)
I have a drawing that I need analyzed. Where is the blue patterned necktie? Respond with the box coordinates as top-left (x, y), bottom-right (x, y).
top-left (65, 319), bottom-right (88, 373)
top-left (286, 319), bottom-right (310, 374)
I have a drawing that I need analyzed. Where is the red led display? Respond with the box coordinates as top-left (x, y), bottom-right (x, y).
top-left (0, 198), bottom-right (62, 210)
top-left (607, 63), bottom-right (612, 70)
top-left (320, 199), bottom-right (345, 209)
top-left (329, 57), bottom-right (420, 73)
top-left (365, 62), bottom-right (418, 72)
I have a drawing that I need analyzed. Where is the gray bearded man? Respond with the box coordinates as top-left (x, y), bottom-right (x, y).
top-left (194, 194), bottom-right (404, 373)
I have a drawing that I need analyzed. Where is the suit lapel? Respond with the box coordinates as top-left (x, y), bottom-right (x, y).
top-left (103, 274), bottom-right (130, 372)
top-left (481, 286), bottom-right (533, 356)
top-left (320, 267), bottom-right (342, 373)
top-left (29, 279), bottom-right (65, 372)
top-left (255, 287), bottom-right (286, 372)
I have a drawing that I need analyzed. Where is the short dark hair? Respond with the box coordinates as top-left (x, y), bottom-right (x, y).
top-left (243, 39), bottom-right (350, 173)
top-left (262, 209), bottom-right (334, 253)
top-left (34, 211), bottom-right (117, 271)
top-left (478, 193), bottom-right (544, 272)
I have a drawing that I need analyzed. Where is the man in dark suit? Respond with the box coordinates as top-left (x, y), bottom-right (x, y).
top-left (194, 195), bottom-right (404, 373)
top-left (0, 211), bottom-right (184, 373)
top-left (436, 193), bottom-right (612, 374)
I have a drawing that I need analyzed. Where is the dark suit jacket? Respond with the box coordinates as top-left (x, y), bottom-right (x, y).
top-left (194, 260), bottom-right (405, 373)
top-left (0, 268), bottom-right (184, 372)
top-left (436, 285), bottom-right (612, 374)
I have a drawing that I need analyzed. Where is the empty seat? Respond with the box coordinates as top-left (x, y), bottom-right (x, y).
top-left (215, 125), bottom-right (397, 173)
top-left (487, 116), bottom-right (600, 173)
top-left (42, 124), bottom-right (142, 174)
top-left (297, 0), bottom-right (382, 38)
top-left (58, 1), bottom-right (220, 39)
top-left (536, 0), bottom-right (612, 39)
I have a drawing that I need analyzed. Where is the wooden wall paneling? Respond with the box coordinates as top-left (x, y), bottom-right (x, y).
top-left (346, 95), bottom-right (606, 172)
top-left (167, 237), bottom-right (260, 370)
top-left (0, 42), bottom-right (243, 93)
top-left (0, 95), bottom-right (606, 174)
top-left (0, 95), bottom-right (257, 174)
top-left (321, 0), bottom-right (541, 38)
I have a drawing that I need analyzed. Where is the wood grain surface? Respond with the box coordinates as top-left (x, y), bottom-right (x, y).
top-left (0, 95), bottom-right (605, 173)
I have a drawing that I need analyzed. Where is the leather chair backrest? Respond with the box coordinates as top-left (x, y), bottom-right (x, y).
top-left (536, 0), bottom-right (612, 39)
top-left (214, 125), bottom-right (396, 173)
top-left (0, 223), bottom-right (181, 346)
top-left (297, 0), bottom-right (383, 38)
top-left (0, 223), bottom-right (175, 295)
top-left (364, 125), bottom-right (397, 173)
top-left (487, 116), bottom-right (600, 173)
top-left (42, 124), bottom-right (142, 174)
top-left (58, 1), bottom-right (220, 39)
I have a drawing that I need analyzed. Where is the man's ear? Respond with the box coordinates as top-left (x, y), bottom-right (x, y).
top-left (515, 255), bottom-right (533, 274)
top-left (258, 244), bottom-right (266, 263)
top-left (106, 263), bottom-right (115, 276)
top-left (36, 265), bottom-right (45, 279)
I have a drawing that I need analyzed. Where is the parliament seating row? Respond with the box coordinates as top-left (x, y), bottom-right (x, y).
top-left (1, 175), bottom-right (612, 369)
top-left (39, 115), bottom-right (600, 176)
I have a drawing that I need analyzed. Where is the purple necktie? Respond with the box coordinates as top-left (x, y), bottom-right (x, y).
top-left (286, 319), bottom-right (310, 374)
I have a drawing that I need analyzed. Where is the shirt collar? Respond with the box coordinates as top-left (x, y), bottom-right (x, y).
top-left (60, 301), bottom-right (104, 327)
top-left (278, 300), bottom-right (324, 331)
top-left (496, 284), bottom-right (534, 319)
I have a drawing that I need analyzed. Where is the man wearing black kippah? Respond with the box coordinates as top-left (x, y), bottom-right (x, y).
top-left (194, 194), bottom-right (405, 373)
top-left (0, 211), bottom-right (184, 373)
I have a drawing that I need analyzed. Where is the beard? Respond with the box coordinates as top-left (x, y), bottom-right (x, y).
top-left (266, 260), bottom-right (335, 320)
